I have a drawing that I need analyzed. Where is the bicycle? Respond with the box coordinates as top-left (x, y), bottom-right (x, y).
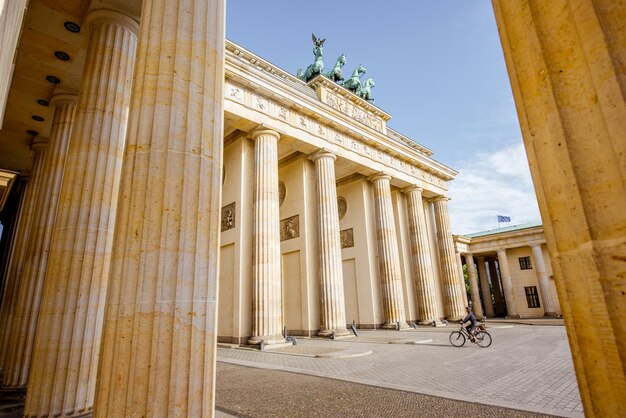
top-left (449, 323), bottom-right (492, 348)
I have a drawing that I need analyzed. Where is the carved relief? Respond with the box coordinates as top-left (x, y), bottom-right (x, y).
top-left (324, 91), bottom-right (385, 133)
top-left (255, 96), bottom-right (267, 110)
top-left (280, 215), bottom-right (299, 241)
top-left (278, 181), bottom-right (286, 207)
top-left (221, 202), bottom-right (236, 232)
top-left (337, 197), bottom-right (347, 220)
top-left (340, 228), bottom-right (354, 249)
top-left (229, 86), bottom-right (243, 101)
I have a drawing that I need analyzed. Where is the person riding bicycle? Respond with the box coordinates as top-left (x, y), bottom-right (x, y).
top-left (460, 306), bottom-right (479, 341)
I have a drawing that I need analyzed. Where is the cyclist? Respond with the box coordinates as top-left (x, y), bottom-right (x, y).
top-left (460, 306), bottom-right (479, 341)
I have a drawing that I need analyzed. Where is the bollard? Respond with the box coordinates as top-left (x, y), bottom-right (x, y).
top-left (260, 340), bottom-right (265, 351)
top-left (396, 321), bottom-right (400, 330)
top-left (331, 331), bottom-right (336, 340)
top-left (351, 324), bottom-right (359, 337)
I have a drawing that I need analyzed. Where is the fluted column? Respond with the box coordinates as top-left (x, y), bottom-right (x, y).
top-left (531, 244), bottom-right (556, 317)
top-left (493, 2), bottom-right (626, 413)
top-left (0, 137), bottom-right (47, 372)
top-left (371, 174), bottom-right (407, 329)
top-left (25, 10), bottom-right (137, 417)
top-left (403, 186), bottom-right (441, 324)
top-left (311, 151), bottom-right (349, 337)
top-left (488, 259), bottom-right (506, 316)
top-left (94, 0), bottom-right (225, 416)
top-left (0, 0), bottom-right (28, 120)
top-left (455, 251), bottom-right (469, 307)
top-left (432, 197), bottom-right (465, 320)
top-left (3, 94), bottom-right (76, 390)
top-left (248, 129), bottom-right (285, 345)
top-left (496, 249), bottom-right (519, 318)
top-left (476, 256), bottom-right (494, 317)
top-left (465, 254), bottom-right (483, 317)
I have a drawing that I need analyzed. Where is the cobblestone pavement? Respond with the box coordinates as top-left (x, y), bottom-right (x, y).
top-left (217, 324), bottom-right (583, 417)
top-left (216, 362), bottom-right (552, 418)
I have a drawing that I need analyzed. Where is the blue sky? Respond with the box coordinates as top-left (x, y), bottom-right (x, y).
top-left (226, 1), bottom-right (542, 234)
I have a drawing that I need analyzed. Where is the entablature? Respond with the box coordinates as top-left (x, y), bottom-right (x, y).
top-left (455, 227), bottom-right (547, 255)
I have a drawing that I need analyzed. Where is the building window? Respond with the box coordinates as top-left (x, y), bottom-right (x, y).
top-left (519, 256), bottom-right (532, 270)
top-left (525, 286), bottom-right (541, 308)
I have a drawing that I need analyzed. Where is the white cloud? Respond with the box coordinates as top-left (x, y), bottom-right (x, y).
top-left (448, 142), bottom-right (542, 235)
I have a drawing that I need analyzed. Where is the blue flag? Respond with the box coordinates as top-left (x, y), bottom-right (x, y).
top-left (497, 215), bottom-right (511, 223)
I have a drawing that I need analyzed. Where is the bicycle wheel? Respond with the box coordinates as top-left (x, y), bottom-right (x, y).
top-left (475, 331), bottom-right (492, 348)
top-left (449, 331), bottom-right (465, 347)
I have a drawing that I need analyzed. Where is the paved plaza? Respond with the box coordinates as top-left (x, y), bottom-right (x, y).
top-left (216, 323), bottom-right (582, 417)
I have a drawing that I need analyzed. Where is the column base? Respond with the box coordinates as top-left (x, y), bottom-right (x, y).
top-left (446, 315), bottom-right (464, 322)
top-left (418, 319), bottom-right (446, 327)
top-left (505, 314), bottom-right (521, 319)
top-left (318, 328), bottom-right (352, 338)
top-left (381, 321), bottom-right (411, 330)
top-left (248, 335), bottom-right (287, 346)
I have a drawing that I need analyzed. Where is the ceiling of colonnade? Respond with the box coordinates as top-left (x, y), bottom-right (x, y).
top-left (0, 0), bottom-right (141, 173)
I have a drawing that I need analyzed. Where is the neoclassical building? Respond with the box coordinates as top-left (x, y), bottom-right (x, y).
top-left (0, 0), bottom-right (624, 416)
top-left (0, 0), bottom-right (467, 416)
top-left (217, 42), bottom-right (468, 343)
top-left (454, 222), bottom-right (562, 320)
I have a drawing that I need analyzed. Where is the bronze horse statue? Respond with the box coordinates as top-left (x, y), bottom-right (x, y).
top-left (343, 64), bottom-right (366, 94)
top-left (325, 53), bottom-right (347, 83)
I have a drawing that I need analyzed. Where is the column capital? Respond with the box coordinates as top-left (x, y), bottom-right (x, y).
top-left (529, 243), bottom-right (543, 249)
top-left (430, 195), bottom-right (450, 203)
top-left (496, 248), bottom-right (507, 255)
top-left (309, 149), bottom-right (336, 162)
top-left (369, 172), bottom-right (391, 183)
top-left (402, 185), bottom-right (423, 194)
top-left (30, 136), bottom-right (48, 152)
top-left (250, 128), bottom-right (280, 142)
top-left (50, 92), bottom-right (77, 107)
top-left (86, 9), bottom-right (139, 36)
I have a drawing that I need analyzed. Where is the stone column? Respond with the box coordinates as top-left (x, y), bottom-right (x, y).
top-left (403, 186), bottom-right (442, 324)
top-left (24, 10), bottom-right (137, 417)
top-left (531, 244), bottom-right (556, 317)
top-left (311, 151), bottom-right (349, 337)
top-left (3, 94), bottom-right (76, 390)
top-left (496, 249), bottom-right (519, 318)
top-left (455, 251), bottom-right (469, 307)
top-left (476, 256), bottom-right (494, 317)
top-left (0, 0), bottom-right (28, 120)
top-left (371, 174), bottom-right (408, 329)
top-left (493, 1), bottom-right (626, 413)
top-left (432, 197), bottom-right (465, 320)
top-left (94, 0), bottom-right (225, 416)
top-left (248, 129), bottom-right (285, 345)
top-left (488, 259), bottom-right (506, 316)
top-left (465, 254), bottom-right (483, 317)
top-left (0, 137), bottom-right (47, 372)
